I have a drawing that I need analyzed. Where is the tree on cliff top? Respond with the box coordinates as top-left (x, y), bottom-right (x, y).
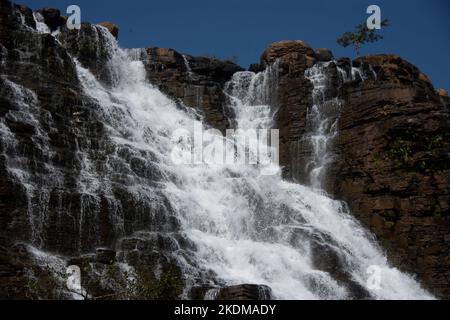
top-left (337, 19), bottom-right (389, 56)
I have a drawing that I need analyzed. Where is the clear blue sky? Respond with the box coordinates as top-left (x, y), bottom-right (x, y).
top-left (21, 0), bottom-right (450, 90)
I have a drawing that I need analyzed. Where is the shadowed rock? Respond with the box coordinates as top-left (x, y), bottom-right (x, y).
top-left (37, 8), bottom-right (65, 31)
top-left (316, 48), bottom-right (334, 62)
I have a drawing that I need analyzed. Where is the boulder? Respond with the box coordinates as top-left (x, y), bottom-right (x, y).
top-left (436, 88), bottom-right (448, 97)
top-left (95, 248), bottom-right (116, 265)
top-left (261, 40), bottom-right (316, 67)
top-left (315, 48), bottom-right (334, 62)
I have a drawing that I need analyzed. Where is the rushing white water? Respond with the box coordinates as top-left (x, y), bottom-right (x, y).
top-left (68, 26), bottom-right (434, 299)
top-left (125, 48), bottom-right (149, 64)
top-left (182, 54), bottom-right (194, 80)
top-left (337, 64), bottom-right (377, 84)
top-left (351, 66), bottom-right (365, 82)
top-left (0, 75), bottom-right (64, 247)
top-left (337, 66), bottom-right (349, 83)
top-left (304, 62), bottom-right (342, 189)
top-left (32, 12), bottom-right (50, 34)
top-left (302, 61), bottom-right (379, 190)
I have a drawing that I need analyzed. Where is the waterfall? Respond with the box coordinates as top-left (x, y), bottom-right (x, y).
top-left (182, 54), bottom-right (194, 79)
top-left (0, 74), bottom-right (64, 248)
top-left (32, 12), bottom-right (50, 34)
top-left (1, 15), bottom-right (433, 299)
top-left (73, 30), bottom-right (432, 298)
top-left (303, 60), bottom-right (377, 189)
top-left (125, 48), bottom-right (149, 63)
top-left (337, 66), bottom-right (349, 83)
top-left (304, 62), bottom-right (342, 189)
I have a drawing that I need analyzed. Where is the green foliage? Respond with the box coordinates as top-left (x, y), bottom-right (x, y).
top-left (388, 137), bottom-right (412, 163)
top-left (337, 19), bottom-right (389, 55)
top-left (385, 132), bottom-right (449, 172)
top-left (427, 135), bottom-right (444, 150)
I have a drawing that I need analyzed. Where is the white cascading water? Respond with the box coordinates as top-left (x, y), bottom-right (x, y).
top-left (304, 62), bottom-right (342, 189)
top-left (10, 19), bottom-right (434, 299)
top-left (32, 12), bottom-right (50, 34)
top-left (303, 61), bottom-right (377, 190)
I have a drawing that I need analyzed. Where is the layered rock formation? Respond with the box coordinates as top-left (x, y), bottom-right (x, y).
top-left (0, 1), bottom-right (187, 299)
top-left (330, 55), bottom-right (450, 298)
top-left (259, 41), bottom-right (450, 299)
top-left (143, 47), bottom-right (243, 132)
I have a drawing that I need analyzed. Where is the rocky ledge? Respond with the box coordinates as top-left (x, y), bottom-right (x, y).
top-left (144, 47), bottom-right (243, 132)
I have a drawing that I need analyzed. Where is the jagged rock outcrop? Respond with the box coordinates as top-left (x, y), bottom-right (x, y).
top-left (143, 47), bottom-right (243, 132)
top-left (315, 48), bottom-right (334, 62)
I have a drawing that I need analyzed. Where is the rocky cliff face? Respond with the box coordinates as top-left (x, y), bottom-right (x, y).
top-left (0, 1), bottom-right (189, 299)
top-left (260, 41), bottom-right (450, 298)
top-left (0, 0), bottom-right (448, 299)
top-left (143, 47), bottom-right (242, 132)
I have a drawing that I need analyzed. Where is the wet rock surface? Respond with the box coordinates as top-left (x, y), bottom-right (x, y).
top-left (329, 55), bottom-right (450, 299)
top-left (269, 45), bottom-right (450, 298)
top-left (215, 284), bottom-right (273, 300)
top-left (143, 47), bottom-right (243, 132)
top-left (0, 0), bottom-right (191, 299)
